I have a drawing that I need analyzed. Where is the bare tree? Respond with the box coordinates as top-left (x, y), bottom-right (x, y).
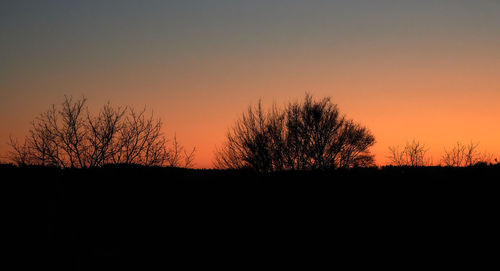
top-left (388, 140), bottom-right (432, 166)
top-left (86, 102), bottom-right (126, 167)
top-left (111, 107), bottom-right (166, 166)
top-left (7, 96), bottom-right (195, 168)
top-left (337, 120), bottom-right (376, 168)
top-left (214, 94), bottom-right (375, 172)
top-left (214, 102), bottom-right (277, 172)
top-left (7, 136), bottom-right (31, 166)
top-left (442, 141), bottom-right (493, 167)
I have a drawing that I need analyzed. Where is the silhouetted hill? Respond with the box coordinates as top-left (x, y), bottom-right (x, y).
top-left (3, 164), bottom-right (499, 269)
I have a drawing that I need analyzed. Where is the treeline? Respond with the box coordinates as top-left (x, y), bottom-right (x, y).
top-left (5, 94), bottom-right (498, 170)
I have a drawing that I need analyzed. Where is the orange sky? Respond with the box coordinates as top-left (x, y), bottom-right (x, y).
top-left (1, 1), bottom-right (499, 167)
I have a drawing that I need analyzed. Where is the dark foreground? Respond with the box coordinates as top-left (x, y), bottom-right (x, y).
top-left (3, 164), bottom-right (499, 269)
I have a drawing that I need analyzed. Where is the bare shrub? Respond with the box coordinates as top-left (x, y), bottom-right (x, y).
top-left (7, 96), bottom-right (195, 168)
top-left (214, 94), bottom-right (375, 172)
top-left (442, 142), bottom-right (493, 167)
top-left (164, 135), bottom-right (196, 168)
top-left (388, 140), bottom-right (432, 166)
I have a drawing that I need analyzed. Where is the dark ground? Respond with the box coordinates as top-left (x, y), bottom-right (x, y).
top-left (2, 164), bottom-right (499, 269)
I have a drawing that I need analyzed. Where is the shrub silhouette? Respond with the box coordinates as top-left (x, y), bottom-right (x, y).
top-left (441, 141), bottom-right (493, 167)
top-left (214, 94), bottom-right (375, 172)
top-left (8, 96), bottom-right (195, 168)
top-left (388, 140), bottom-right (432, 167)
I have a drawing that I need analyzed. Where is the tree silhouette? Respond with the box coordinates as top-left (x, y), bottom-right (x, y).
top-left (8, 96), bottom-right (195, 168)
top-left (214, 94), bottom-right (375, 172)
top-left (388, 140), bottom-right (432, 166)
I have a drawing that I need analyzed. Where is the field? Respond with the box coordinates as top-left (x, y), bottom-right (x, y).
top-left (3, 164), bottom-right (498, 269)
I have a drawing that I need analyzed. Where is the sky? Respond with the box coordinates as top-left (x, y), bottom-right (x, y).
top-left (1, 0), bottom-right (500, 168)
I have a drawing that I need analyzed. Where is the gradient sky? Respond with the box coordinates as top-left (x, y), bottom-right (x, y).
top-left (1, 0), bottom-right (499, 167)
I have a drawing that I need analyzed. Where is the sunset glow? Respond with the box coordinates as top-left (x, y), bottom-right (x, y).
top-left (1, 1), bottom-right (499, 168)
